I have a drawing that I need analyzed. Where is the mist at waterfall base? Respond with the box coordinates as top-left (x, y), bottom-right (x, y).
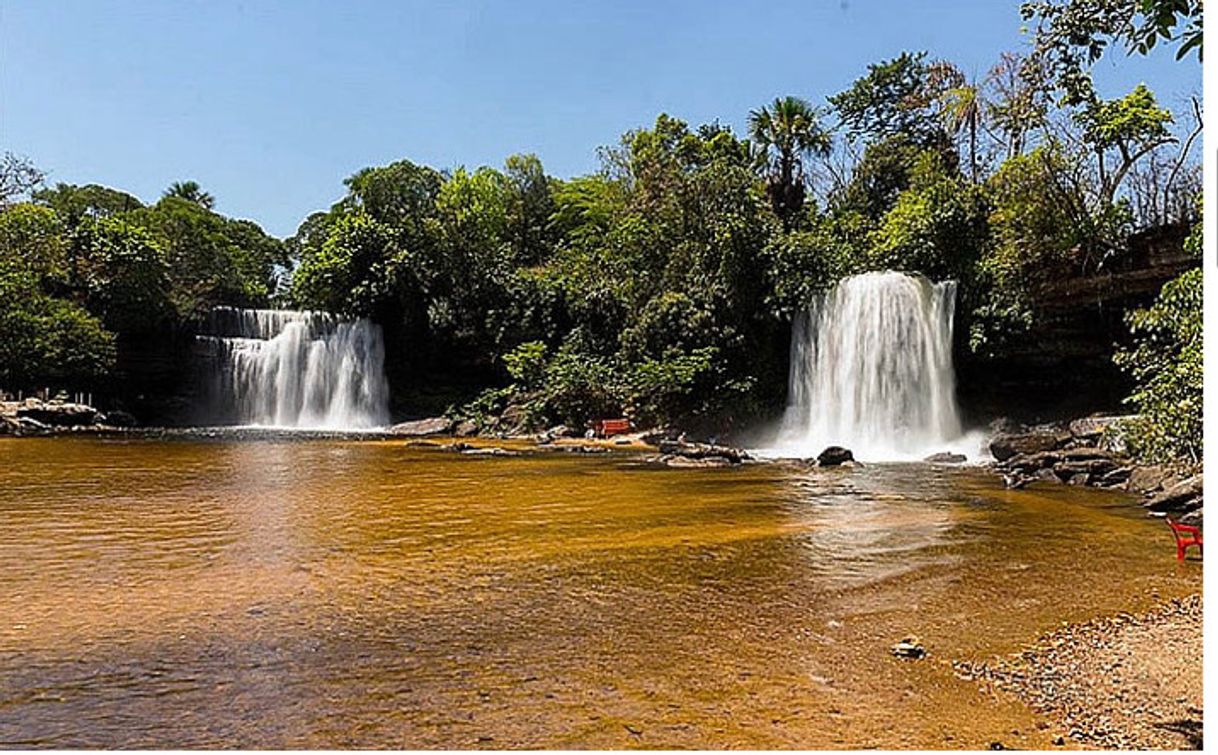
top-left (765, 271), bottom-right (984, 462)
top-left (197, 307), bottom-right (391, 430)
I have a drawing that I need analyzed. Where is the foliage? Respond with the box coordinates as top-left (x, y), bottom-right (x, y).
top-left (0, 152), bottom-right (44, 207)
top-left (1114, 268), bottom-right (1201, 464)
top-left (866, 152), bottom-right (989, 280)
top-left (1022, 0), bottom-right (1202, 104)
top-left (163, 180), bottom-right (215, 210)
top-left (0, 267), bottom-right (115, 390)
top-left (829, 52), bottom-right (948, 147)
top-left (34, 183), bottom-right (144, 225)
top-left (748, 96), bottom-right (831, 229)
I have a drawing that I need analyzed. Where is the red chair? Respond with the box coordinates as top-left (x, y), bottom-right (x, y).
top-left (1165, 517), bottom-right (1203, 561)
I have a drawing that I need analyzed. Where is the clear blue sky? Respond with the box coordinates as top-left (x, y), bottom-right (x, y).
top-left (1, 0), bottom-right (1200, 237)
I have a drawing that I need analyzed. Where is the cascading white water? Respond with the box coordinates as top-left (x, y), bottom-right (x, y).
top-left (198, 307), bottom-right (390, 429)
top-left (772, 271), bottom-right (966, 460)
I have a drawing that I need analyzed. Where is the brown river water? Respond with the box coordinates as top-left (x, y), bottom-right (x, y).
top-left (0, 436), bottom-right (1200, 748)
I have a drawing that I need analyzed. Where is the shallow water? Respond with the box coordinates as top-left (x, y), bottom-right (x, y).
top-left (0, 437), bottom-right (1199, 748)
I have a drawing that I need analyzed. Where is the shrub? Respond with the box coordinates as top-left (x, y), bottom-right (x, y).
top-left (1114, 268), bottom-right (1201, 465)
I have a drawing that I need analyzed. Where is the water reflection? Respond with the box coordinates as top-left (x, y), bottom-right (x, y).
top-left (0, 437), bottom-right (1199, 749)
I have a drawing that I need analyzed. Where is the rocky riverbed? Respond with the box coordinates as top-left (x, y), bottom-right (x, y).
top-left (953, 595), bottom-right (1203, 750)
top-left (988, 415), bottom-right (1203, 526)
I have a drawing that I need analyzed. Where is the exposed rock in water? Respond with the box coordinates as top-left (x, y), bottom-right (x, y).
top-left (925, 452), bottom-right (968, 464)
top-left (989, 429), bottom-right (1071, 462)
top-left (1144, 475), bottom-right (1203, 514)
top-left (461, 446), bottom-right (522, 457)
top-left (816, 446), bottom-right (854, 466)
top-left (389, 417), bottom-right (453, 437)
top-left (453, 420), bottom-right (478, 437)
top-left (657, 440), bottom-right (750, 465)
top-left (1127, 464), bottom-right (1183, 495)
top-left (659, 454), bottom-right (734, 469)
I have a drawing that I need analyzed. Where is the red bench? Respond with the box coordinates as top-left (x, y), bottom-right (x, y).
top-left (1165, 517), bottom-right (1203, 561)
top-left (595, 418), bottom-right (632, 437)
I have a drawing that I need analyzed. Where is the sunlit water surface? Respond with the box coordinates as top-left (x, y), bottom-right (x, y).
top-left (0, 437), bottom-right (1198, 748)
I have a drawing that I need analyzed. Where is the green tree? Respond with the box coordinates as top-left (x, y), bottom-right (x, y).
top-left (163, 180), bottom-right (216, 210)
top-left (829, 52), bottom-right (948, 147)
top-left (1022, 0), bottom-right (1202, 104)
top-left (34, 183), bottom-right (144, 226)
top-left (1114, 267), bottom-right (1201, 464)
top-left (748, 96), bottom-right (832, 229)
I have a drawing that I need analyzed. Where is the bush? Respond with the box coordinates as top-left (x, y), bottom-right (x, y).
top-left (1114, 268), bottom-right (1201, 465)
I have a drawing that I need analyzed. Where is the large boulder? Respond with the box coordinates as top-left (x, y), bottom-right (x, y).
top-left (389, 417), bottom-right (452, 437)
top-left (1144, 475), bottom-right (1203, 513)
top-left (1127, 464), bottom-right (1182, 495)
top-left (989, 429), bottom-right (1071, 462)
top-left (817, 446), bottom-right (854, 466)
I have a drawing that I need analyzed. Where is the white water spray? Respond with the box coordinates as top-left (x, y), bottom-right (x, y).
top-left (771, 271), bottom-right (970, 460)
top-left (199, 307), bottom-right (390, 429)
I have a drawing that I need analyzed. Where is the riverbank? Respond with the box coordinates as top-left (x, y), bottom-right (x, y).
top-left (987, 415), bottom-right (1204, 525)
top-left (954, 594), bottom-right (1203, 749)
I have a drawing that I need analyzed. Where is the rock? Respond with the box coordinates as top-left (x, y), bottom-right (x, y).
top-left (389, 417), bottom-right (452, 437)
top-left (565, 444), bottom-right (608, 454)
top-left (454, 420), bottom-right (478, 437)
top-left (1127, 464), bottom-right (1179, 495)
top-left (1144, 475), bottom-right (1203, 513)
top-left (1068, 415), bottom-right (1130, 443)
top-left (1003, 451), bottom-right (1062, 471)
top-left (1059, 446), bottom-right (1117, 462)
top-left (1053, 459), bottom-right (1120, 482)
top-left (891, 636), bottom-right (926, 659)
top-left (1098, 466), bottom-right (1133, 485)
top-left (16, 401), bottom-right (98, 427)
top-left (102, 409), bottom-right (138, 427)
top-left (545, 424), bottom-right (578, 439)
top-left (1066, 472), bottom-right (1091, 486)
top-left (989, 429), bottom-right (1071, 462)
top-left (657, 440), bottom-right (750, 464)
top-left (925, 452), bottom-right (967, 464)
top-left (817, 446), bottom-right (854, 466)
top-left (663, 455), bottom-right (733, 469)
top-left (1033, 468), bottom-right (1061, 483)
top-left (461, 447), bottom-right (521, 457)
top-left (639, 427), bottom-right (680, 446)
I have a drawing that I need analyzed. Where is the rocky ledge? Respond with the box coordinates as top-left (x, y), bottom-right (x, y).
top-left (0, 398), bottom-right (137, 436)
top-left (990, 416), bottom-right (1202, 525)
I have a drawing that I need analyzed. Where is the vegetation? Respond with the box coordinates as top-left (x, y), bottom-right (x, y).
top-left (0, 11), bottom-right (1200, 466)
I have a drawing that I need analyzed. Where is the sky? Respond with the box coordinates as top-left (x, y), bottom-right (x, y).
top-left (0, 0), bottom-right (1202, 238)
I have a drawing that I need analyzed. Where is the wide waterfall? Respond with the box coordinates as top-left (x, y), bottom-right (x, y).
top-left (198, 307), bottom-right (390, 429)
top-left (772, 271), bottom-right (967, 460)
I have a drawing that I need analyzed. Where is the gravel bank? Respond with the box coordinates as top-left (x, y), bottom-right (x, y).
top-left (954, 595), bottom-right (1203, 749)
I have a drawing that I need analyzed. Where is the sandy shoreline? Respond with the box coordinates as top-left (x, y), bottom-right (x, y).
top-left (954, 594), bottom-right (1203, 749)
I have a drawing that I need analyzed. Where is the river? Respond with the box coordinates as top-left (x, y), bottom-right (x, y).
top-left (0, 436), bottom-right (1198, 748)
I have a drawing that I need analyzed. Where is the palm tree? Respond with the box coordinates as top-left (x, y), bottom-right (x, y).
top-left (748, 96), bottom-right (831, 230)
top-left (931, 62), bottom-right (985, 182)
top-left (163, 180), bottom-right (215, 210)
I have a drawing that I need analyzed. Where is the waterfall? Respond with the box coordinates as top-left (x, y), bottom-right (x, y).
top-left (773, 271), bottom-right (965, 460)
top-left (197, 307), bottom-right (390, 429)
